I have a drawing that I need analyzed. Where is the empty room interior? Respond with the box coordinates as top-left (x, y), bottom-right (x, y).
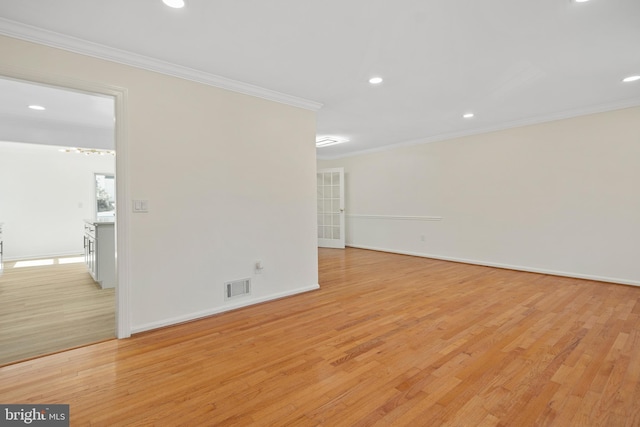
top-left (0, 1), bottom-right (639, 425)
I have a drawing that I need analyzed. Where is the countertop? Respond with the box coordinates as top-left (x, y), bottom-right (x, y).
top-left (84, 218), bottom-right (115, 226)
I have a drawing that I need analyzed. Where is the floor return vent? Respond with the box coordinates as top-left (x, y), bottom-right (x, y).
top-left (225, 278), bottom-right (251, 300)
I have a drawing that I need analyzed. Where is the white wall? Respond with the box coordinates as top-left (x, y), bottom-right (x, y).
top-left (0, 141), bottom-right (115, 260)
top-left (1, 35), bottom-right (319, 333)
top-left (319, 107), bottom-right (640, 286)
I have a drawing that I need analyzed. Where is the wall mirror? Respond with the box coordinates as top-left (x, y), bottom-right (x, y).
top-left (95, 173), bottom-right (115, 220)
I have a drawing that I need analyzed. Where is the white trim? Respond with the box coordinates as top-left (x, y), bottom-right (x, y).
top-left (318, 99), bottom-right (640, 160)
top-left (113, 85), bottom-right (131, 339)
top-left (347, 244), bottom-right (640, 287)
top-left (0, 18), bottom-right (323, 112)
top-left (131, 284), bottom-right (320, 334)
top-left (347, 214), bottom-right (443, 222)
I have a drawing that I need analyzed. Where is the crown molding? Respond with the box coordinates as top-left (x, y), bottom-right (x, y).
top-left (317, 98), bottom-right (640, 160)
top-left (0, 18), bottom-right (323, 112)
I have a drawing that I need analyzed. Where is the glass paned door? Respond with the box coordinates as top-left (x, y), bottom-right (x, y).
top-left (317, 168), bottom-right (345, 248)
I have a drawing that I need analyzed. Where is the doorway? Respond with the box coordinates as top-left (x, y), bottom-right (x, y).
top-left (0, 74), bottom-right (125, 364)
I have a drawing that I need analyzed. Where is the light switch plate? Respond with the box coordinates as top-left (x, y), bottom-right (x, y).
top-left (132, 199), bottom-right (148, 213)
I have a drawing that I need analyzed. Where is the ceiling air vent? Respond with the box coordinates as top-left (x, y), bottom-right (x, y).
top-left (225, 278), bottom-right (251, 300)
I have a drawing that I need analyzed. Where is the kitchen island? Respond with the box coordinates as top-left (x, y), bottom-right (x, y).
top-left (84, 219), bottom-right (115, 289)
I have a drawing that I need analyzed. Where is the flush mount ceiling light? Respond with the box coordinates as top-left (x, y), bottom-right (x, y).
top-left (162, 0), bottom-right (185, 8)
top-left (622, 75), bottom-right (640, 83)
top-left (463, 112), bottom-right (475, 119)
top-left (28, 105), bottom-right (46, 110)
top-left (316, 136), bottom-right (349, 148)
top-left (368, 77), bottom-right (383, 85)
top-left (574, 0), bottom-right (590, 3)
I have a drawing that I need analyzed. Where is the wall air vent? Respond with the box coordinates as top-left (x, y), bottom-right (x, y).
top-left (225, 278), bottom-right (251, 300)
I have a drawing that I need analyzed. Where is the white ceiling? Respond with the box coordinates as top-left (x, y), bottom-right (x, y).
top-left (0, 77), bottom-right (115, 149)
top-left (0, 0), bottom-right (639, 158)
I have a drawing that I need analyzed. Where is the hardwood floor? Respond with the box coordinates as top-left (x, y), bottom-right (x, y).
top-left (0, 256), bottom-right (115, 365)
top-left (1, 248), bottom-right (639, 426)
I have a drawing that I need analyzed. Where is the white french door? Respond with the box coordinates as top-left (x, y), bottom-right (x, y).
top-left (317, 167), bottom-right (345, 248)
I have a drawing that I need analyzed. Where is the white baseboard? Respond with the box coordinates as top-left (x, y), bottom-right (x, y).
top-left (131, 283), bottom-right (320, 334)
top-left (347, 244), bottom-right (640, 287)
top-left (3, 251), bottom-right (82, 262)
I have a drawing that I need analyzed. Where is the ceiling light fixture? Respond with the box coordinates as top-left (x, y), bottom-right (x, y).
top-left (369, 77), bottom-right (383, 85)
top-left (59, 147), bottom-right (115, 156)
top-left (316, 136), bottom-right (349, 148)
top-left (28, 105), bottom-right (46, 111)
top-left (622, 75), bottom-right (640, 83)
top-left (463, 113), bottom-right (475, 119)
top-left (574, 0), bottom-right (590, 3)
top-left (162, 0), bottom-right (185, 8)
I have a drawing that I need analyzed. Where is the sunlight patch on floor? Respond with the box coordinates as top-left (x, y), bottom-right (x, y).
top-left (11, 256), bottom-right (84, 268)
top-left (58, 256), bottom-right (84, 265)
top-left (13, 259), bottom-right (55, 268)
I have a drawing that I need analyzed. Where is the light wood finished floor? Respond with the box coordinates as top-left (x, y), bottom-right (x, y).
top-left (0, 256), bottom-right (115, 365)
top-left (1, 248), bottom-right (640, 426)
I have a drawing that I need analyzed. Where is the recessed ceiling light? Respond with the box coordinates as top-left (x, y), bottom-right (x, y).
top-left (28, 105), bottom-right (46, 111)
top-left (463, 113), bottom-right (475, 119)
top-left (574, 0), bottom-right (590, 3)
top-left (622, 75), bottom-right (640, 83)
top-left (369, 77), bottom-right (383, 85)
top-left (163, 0), bottom-right (185, 8)
top-left (316, 136), bottom-right (349, 148)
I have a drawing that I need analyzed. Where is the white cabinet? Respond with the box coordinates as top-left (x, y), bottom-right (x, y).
top-left (84, 220), bottom-right (115, 289)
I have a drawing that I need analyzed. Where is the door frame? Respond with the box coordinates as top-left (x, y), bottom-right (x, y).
top-left (0, 64), bottom-right (131, 338)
